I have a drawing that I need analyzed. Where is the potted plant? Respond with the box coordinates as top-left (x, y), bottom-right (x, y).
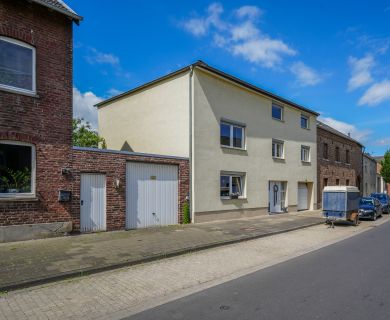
top-left (230, 193), bottom-right (240, 199)
top-left (0, 167), bottom-right (31, 193)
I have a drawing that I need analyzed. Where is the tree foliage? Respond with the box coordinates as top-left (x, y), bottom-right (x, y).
top-left (72, 118), bottom-right (106, 148)
top-left (381, 150), bottom-right (390, 183)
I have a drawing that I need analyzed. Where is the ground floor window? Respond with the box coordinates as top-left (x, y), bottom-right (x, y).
top-left (0, 141), bottom-right (35, 197)
top-left (220, 173), bottom-right (245, 199)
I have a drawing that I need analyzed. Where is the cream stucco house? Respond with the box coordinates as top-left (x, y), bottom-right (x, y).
top-left (97, 61), bottom-right (319, 223)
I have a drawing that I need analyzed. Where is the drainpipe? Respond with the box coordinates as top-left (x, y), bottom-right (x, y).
top-left (361, 146), bottom-right (365, 195)
top-left (189, 65), bottom-right (194, 223)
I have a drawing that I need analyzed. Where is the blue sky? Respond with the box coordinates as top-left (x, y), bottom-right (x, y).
top-left (67, 0), bottom-right (390, 155)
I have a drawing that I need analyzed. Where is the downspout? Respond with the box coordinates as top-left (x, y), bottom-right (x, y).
top-left (362, 146), bottom-right (365, 195)
top-left (189, 66), bottom-right (194, 223)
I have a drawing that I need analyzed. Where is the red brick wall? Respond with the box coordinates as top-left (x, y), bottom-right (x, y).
top-left (0, 0), bottom-right (74, 225)
top-left (317, 127), bottom-right (363, 207)
top-left (72, 149), bottom-right (189, 231)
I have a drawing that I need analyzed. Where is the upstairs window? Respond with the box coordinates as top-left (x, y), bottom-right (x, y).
top-left (323, 143), bottom-right (328, 159)
top-left (301, 145), bottom-right (310, 162)
top-left (335, 146), bottom-right (340, 162)
top-left (272, 139), bottom-right (284, 159)
top-left (0, 37), bottom-right (36, 94)
top-left (272, 103), bottom-right (283, 121)
top-left (220, 121), bottom-right (245, 149)
top-left (346, 150), bottom-right (350, 164)
top-left (0, 141), bottom-right (35, 197)
top-left (301, 114), bottom-right (309, 129)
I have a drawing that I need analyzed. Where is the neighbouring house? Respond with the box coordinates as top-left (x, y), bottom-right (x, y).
top-left (362, 153), bottom-right (377, 196)
top-left (97, 61), bottom-right (319, 223)
top-left (0, 0), bottom-right (189, 242)
top-left (374, 157), bottom-right (389, 194)
top-left (316, 121), bottom-right (364, 208)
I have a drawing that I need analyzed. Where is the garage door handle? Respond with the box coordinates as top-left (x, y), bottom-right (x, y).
top-left (152, 212), bottom-right (156, 215)
top-left (80, 200), bottom-right (84, 206)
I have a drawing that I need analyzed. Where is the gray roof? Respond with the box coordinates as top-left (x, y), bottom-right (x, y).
top-left (30, 0), bottom-right (82, 23)
top-left (96, 60), bottom-right (319, 116)
top-left (316, 120), bottom-right (364, 147)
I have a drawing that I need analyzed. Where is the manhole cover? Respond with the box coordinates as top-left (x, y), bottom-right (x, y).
top-left (220, 305), bottom-right (230, 311)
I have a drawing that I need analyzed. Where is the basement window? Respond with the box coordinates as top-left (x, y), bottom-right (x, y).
top-left (0, 141), bottom-right (36, 198)
top-left (0, 37), bottom-right (36, 94)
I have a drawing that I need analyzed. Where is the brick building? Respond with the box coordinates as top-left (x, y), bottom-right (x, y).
top-left (0, 0), bottom-right (189, 242)
top-left (316, 121), bottom-right (364, 208)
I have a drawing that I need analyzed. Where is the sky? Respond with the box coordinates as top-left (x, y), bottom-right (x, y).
top-left (67, 0), bottom-right (390, 156)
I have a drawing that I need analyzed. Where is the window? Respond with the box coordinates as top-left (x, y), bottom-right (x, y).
top-left (220, 173), bottom-right (245, 199)
top-left (272, 103), bottom-right (283, 121)
top-left (335, 146), bottom-right (340, 162)
top-left (301, 145), bottom-right (310, 162)
top-left (300, 115), bottom-right (309, 129)
top-left (0, 37), bottom-right (36, 94)
top-left (220, 121), bottom-right (245, 149)
top-left (272, 140), bottom-right (284, 159)
top-left (323, 178), bottom-right (328, 187)
top-left (323, 143), bottom-right (328, 159)
top-left (346, 150), bottom-right (350, 164)
top-left (336, 179), bottom-right (340, 185)
top-left (0, 141), bottom-right (35, 197)
top-left (346, 179), bottom-right (350, 186)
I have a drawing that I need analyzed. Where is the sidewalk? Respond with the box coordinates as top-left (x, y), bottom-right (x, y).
top-left (0, 211), bottom-right (322, 291)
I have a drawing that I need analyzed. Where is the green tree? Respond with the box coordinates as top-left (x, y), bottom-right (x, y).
top-left (381, 150), bottom-right (390, 183)
top-left (72, 118), bottom-right (106, 148)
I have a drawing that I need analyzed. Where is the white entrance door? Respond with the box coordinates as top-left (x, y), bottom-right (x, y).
top-left (126, 162), bottom-right (178, 229)
top-left (269, 181), bottom-right (283, 213)
top-left (298, 183), bottom-right (309, 211)
top-left (80, 174), bottom-right (106, 232)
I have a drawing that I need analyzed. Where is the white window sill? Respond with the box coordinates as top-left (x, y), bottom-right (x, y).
top-left (301, 127), bottom-right (310, 130)
top-left (272, 117), bottom-right (284, 122)
top-left (0, 196), bottom-right (38, 202)
top-left (301, 160), bottom-right (311, 164)
top-left (272, 156), bottom-right (285, 160)
top-left (221, 197), bottom-right (247, 200)
top-left (221, 145), bottom-right (247, 151)
top-left (0, 86), bottom-right (38, 98)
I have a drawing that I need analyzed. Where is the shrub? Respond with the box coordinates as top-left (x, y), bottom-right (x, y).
top-left (182, 201), bottom-right (190, 224)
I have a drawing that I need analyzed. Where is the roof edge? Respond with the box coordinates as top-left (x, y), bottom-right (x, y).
top-left (316, 120), bottom-right (364, 147)
top-left (95, 60), bottom-right (319, 116)
top-left (31, 0), bottom-right (83, 23)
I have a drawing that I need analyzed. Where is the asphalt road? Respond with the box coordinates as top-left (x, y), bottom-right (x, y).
top-left (125, 219), bottom-right (390, 320)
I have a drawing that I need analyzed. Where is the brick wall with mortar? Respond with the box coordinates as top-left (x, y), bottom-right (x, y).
top-left (71, 149), bottom-right (189, 231)
top-left (0, 0), bottom-right (74, 226)
top-left (317, 127), bottom-right (363, 207)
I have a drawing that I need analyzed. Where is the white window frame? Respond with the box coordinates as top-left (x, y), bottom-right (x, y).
top-left (220, 121), bottom-right (246, 150)
top-left (0, 36), bottom-right (36, 95)
top-left (300, 114), bottom-right (309, 129)
top-left (272, 103), bottom-right (284, 121)
top-left (0, 140), bottom-right (36, 198)
top-left (220, 172), bottom-right (246, 200)
top-left (301, 145), bottom-right (310, 162)
top-left (272, 139), bottom-right (284, 159)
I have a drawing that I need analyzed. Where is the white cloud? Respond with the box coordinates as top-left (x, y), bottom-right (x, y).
top-left (85, 48), bottom-right (120, 66)
top-left (182, 2), bottom-right (225, 37)
top-left (347, 55), bottom-right (374, 91)
top-left (290, 61), bottom-right (322, 87)
top-left (358, 79), bottom-right (390, 106)
top-left (181, 3), bottom-right (296, 69)
top-left (231, 37), bottom-right (296, 67)
top-left (235, 5), bottom-right (262, 19)
top-left (374, 137), bottom-right (390, 146)
top-left (319, 116), bottom-right (371, 142)
top-left (73, 87), bottom-right (103, 128)
top-left (107, 88), bottom-right (123, 96)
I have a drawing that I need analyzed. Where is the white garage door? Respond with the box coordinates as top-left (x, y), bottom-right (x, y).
top-left (80, 174), bottom-right (106, 232)
top-left (126, 162), bottom-right (178, 229)
top-left (298, 183), bottom-right (308, 211)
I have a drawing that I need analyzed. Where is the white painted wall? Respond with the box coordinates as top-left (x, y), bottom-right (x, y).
top-left (192, 69), bottom-right (317, 215)
top-left (98, 72), bottom-right (190, 157)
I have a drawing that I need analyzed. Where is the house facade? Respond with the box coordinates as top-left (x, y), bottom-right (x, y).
top-left (0, 0), bottom-right (81, 230)
top-left (362, 153), bottom-right (377, 196)
top-left (0, 0), bottom-right (189, 242)
top-left (316, 121), bottom-right (363, 208)
top-left (98, 62), bottom-right (319, 223)
top-left (375, 158), bottom-right (389, 194)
